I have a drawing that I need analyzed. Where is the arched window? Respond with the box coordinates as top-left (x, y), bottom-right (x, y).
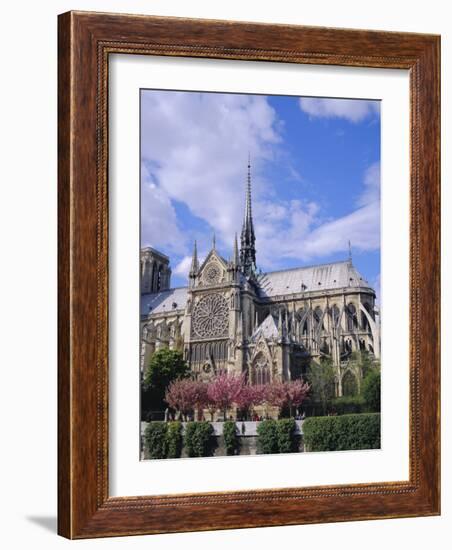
top-left (297, 308), bottom-right (309, 337)
top-left (313, 306), bottom-right (324, 332)
top-left (347, 304), bottom-right (358, 331)
top-left (252, 353), bottom-right (270, 385)
top-left (331, 304), bottom-right (340, 327)
top-left (320, 338), bottom-right (329, 354)
top-left (157, 265), bottom-right (164, 291)
top-left (342, 370), bottom-right (359, 396)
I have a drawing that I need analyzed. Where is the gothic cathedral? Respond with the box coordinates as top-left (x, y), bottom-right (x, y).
top-left (140, 161), bottom-right (380, 398)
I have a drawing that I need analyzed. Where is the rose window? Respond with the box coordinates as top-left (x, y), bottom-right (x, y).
top-left (204, 264), bottom-right (222, 285)
top-left (192, 293), bottom-right (229, 338)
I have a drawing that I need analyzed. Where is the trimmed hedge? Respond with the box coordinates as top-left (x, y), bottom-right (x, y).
top-left (184, 421), bottom-right (215, 457)
top-left (166, 421), bottom-right (183, 458)
top-left (257, 419), bottom-right (299, 454)
top-left (257, 420), bottom-right (279, 454)
top-left (223, 421), bottom-right (240, 455)
top-left (144, 422), bottom-right (168, 459)
top-left (277, 418), bottom-right (298, 453)
top-left (303, 413), bottom-right (380, 452)
top-left (330, 395), bottom-right (365, 415)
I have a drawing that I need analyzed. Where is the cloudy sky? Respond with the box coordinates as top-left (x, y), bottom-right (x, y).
top-left (141, 90), bottom-right (380, 294)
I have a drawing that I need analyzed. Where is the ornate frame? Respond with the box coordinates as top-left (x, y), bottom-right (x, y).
top-left (58, 11), bottom-right (440, 538)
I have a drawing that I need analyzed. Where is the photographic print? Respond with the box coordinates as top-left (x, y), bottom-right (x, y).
top-left (140, 89), bottom-right (381, 460)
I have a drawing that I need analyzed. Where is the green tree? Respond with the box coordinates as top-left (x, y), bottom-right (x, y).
top-left (306, 358), bottom-right (336, 415)
top-left (362, 368), bottom-right (381, 412)
top-left (142, 348), bottom-right (189, 413)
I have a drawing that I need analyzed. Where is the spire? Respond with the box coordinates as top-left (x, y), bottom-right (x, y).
top-left (348, 240), bottom-right (352, 262)
top-left (189, 240), bottom-right (199, 277)
top-left (240, 155), bottom-right (257, 277)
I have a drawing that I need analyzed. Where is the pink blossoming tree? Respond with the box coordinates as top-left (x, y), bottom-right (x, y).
top-left (207, 372), bottom-right (245, 420)
top-left (165, 379), bottom-right (207, 421)
top-left (265, 380), bottom-right (310, 418)
top-left (235, 384), bottom-right (266, 420)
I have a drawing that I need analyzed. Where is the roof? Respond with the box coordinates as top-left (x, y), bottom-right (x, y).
top-left (252, 313), bottom-right (278, 340)
top-left (140, 287), bottom-right (188, 316)
top-left (257, 260), bottom-right (372, 298)
top-left (141, 260), bottom-right (374, 317)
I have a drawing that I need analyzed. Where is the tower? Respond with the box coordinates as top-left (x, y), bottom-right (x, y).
top-left (140, 247), bottom-right (171, 294)
top-left (240, 157), bottom-right (257, 277)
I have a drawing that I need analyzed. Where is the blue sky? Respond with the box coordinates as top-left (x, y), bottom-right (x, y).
top-left (141, 90), bottom-right (380, 297)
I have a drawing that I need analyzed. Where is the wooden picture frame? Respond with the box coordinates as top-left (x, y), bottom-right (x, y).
top-left (58, 11), bottom-right (440, 539)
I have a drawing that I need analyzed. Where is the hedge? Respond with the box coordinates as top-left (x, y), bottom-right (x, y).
top-left (257, 420), bottom-right (279, 454)
top-left (144, 421), bottom-right (168, 459)
top-left (276, 418), bottom-right (298, 453)
top-left (223, 421), bottom-right (240, 456)
top-left (257, 419), bottom-right (299, 454)
top-left (166, 421), bottom-right (183, 458)
top-left (330, 395), bottom-right (365, 415)
top-left (303, 413), bottom-right (380, 452)
top-left (184, 421), bottom-right (215, 457)
top-left (362, 370), bottom-right (381, 412)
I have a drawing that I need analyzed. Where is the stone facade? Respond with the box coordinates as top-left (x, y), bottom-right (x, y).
top-left (141, 163), bottom-right (380, 399)
top-left (141, 247), bottom-right (171, 294)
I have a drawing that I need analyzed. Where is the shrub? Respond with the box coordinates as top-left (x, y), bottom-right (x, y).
top-left (362, 369), bottom-right (381, 412)
top-left (223, 421), bottom-right (240, 456)
top-left (303, 413), bottom-right (381, 452)
top-left (276, 418), bottom-right (298, 453)
top-left (257, 420), bottom-right (278, 454)
top-left (331, 395), bottom-right (365, 415)
top-left (257, 420), bottom-right (279, 454)
top-left (184, 421), bottom-right (215, 457)
top-left (166, 421), bottom-right (183, 458)
top-left (144, 422), bottom-right (168, 459)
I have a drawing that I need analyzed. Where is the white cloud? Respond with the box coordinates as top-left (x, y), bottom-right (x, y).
top-left (141, 164), bottom-right (187, 255)
top-left (141, 91), bottom-right (281, 252)
top-left (141, 90), bottom-right (380, 277)
top-left (173, 255), bottom-right (193, 279)
top-left (299, 97), bottom-right (380, 123)
top-left (357, 162), bottom-right (380, 207)
top-left (254, 163), bottom-right (380, 269)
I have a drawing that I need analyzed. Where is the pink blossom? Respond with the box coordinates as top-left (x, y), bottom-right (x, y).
top-left (207, 372), bottom-right (245, 420)
top-left (265, 380), bottom-right (310, 417)
top-left (165, 379), bottom-right (208, 419)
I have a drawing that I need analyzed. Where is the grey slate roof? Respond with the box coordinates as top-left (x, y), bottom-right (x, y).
top-left (140, 287), bottom-right (188, 316)
top-left (252, 313), bottom-right (278, 340)
top-left (257, 260), bottom-right (371, 298)
top-left (141, 260), bottom-right (373, 317)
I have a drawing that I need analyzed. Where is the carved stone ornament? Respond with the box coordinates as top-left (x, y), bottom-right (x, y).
top-left (192, 293), bottom-right (229, 338)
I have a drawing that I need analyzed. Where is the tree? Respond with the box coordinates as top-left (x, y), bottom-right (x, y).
top-left (207, 372), bottom-right (244, 420)
top-left (362, 368), bottom-right (381, 412)
top-left (142, 348), bottom-right (189, 412)
top-left (165, 378), bottom-right (207, 420)
top-left (285, 379), bottom-right (310, 417)
top-left (235, 384), bottom-right (265, 420)
top-left (306, 358), bottom-right (336, 415)
top-left (265, 380), bottom-right (310, 418)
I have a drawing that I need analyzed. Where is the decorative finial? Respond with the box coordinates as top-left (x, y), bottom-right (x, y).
top-left (348, 240), bottom-right (352, 262)
top-left (212, 232), bottom-right (216, 250)
top-left (189, 240), bottom-right (199, 277)
top-left (233, 232), bottom-right (239, 266)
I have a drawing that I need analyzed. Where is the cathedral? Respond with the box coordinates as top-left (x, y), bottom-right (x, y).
top-left (140, 162), bottom-right (380, 398)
